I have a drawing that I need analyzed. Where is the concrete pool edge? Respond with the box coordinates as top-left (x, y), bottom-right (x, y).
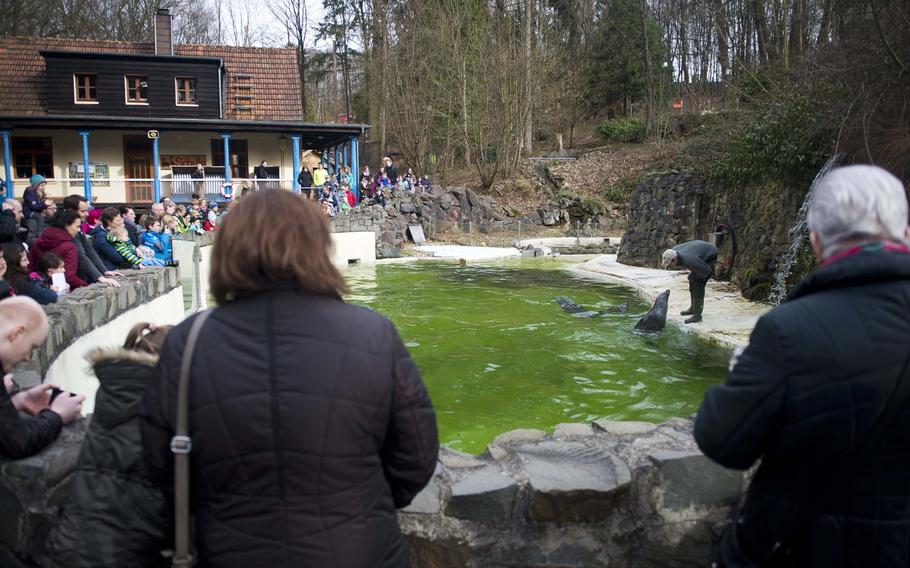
top-left (573, 254), bottom-right (770, 349)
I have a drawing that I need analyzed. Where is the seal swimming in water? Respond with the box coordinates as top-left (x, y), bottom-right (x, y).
top-left (555, 297), bottom-right (630, 318)
top-left (634, 289), bottom-right (670, 332)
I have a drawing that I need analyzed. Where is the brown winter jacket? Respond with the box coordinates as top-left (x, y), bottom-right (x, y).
top-left (140, 291), bottom-right (439, 567)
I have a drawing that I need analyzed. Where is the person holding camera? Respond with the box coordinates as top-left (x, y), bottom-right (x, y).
top-left (0, 296), bottom-right (84, 460)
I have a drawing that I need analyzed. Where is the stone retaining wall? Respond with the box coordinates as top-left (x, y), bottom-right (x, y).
top-left (24, 268), bottom-right (181, 381)
top-left (400, 417), bottom-right (744, 567)
top-left (617, 171), bottom-right (813, 300)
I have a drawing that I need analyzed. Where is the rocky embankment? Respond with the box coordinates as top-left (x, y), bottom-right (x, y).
top-left (331, 185), bottom-right (623, 257)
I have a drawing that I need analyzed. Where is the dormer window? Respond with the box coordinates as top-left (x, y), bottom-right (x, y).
top-left (73, 73), bottom-right (97, 103)
top-left (175, 77), bottom-right (197, 106)
top-left (125, 75), bottom-right (148, 104)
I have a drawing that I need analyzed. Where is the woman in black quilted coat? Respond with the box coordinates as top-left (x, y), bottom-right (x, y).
top-left (141, 190), bottom-right (439, 568)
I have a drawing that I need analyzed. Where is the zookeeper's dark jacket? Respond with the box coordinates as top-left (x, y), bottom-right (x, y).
top-left (45, 349), bottom-right (170, 567)
top-left (141, 290), bottom-right (439, 568)
top-left (695, 244), bottom-right (910, 567)
top-left (673, 239), bottom-right (717, 282)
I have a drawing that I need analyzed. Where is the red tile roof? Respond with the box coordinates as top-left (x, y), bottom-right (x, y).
top-left (0, 36), bottom-right (303, 120)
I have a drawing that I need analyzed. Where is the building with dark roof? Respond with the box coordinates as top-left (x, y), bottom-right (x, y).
top-left (0, 9), bottom-right (365, 203)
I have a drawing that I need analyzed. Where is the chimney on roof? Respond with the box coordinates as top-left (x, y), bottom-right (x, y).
top-left (154, 8), bottom-right (173, 55)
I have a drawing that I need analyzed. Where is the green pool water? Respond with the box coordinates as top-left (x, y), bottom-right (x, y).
top-left (344, 258), bottom-right (731, 454)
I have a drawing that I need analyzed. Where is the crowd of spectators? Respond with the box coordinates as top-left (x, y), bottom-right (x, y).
top-left (298, 155), bottom-right (432, 217)
top-left (0, 177), bottom-right (196, 306)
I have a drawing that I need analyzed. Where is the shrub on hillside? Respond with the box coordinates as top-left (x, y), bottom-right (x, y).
top-left (706, 92), bottom-right (837, 186)
top-left (596, 118), bottom-right (646, 143)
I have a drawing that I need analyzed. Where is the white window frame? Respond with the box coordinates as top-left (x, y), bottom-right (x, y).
top-left (124, 75), bottom-right (149, 105)
top-left (175, 77), bottom-right (199, 107)
top-left (73, 73), bottom-right (99, 105)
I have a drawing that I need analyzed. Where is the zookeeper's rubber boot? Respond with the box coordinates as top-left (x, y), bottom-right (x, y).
top-left (680, 290), bottom-right (696, 316)
top-left (684, 295), bottom-right (703, 324)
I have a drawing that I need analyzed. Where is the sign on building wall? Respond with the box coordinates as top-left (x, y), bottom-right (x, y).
top-left (160, 155), bottom-right (207, 169)
top-left (67, 162), bottom-right (110, 186)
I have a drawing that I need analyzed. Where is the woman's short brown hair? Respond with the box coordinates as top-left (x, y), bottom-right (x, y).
top-left (209, 190), bottom-right (348, 305)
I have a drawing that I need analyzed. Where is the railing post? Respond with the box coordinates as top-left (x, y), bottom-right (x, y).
top-left (350, 136), bottom-right (359, 200)
top-left (78, 130), bottom-right (92, 203)
top-left (1, 130), bottom-right (12, 198)
top-left (193, 243), bottom-right (203, 311)
top-left (291, 135), bottom-right (301, 193)
top-left (220, 133), bottom-right (232, 199)
top-left (152, 134), bottom-right (161, 203)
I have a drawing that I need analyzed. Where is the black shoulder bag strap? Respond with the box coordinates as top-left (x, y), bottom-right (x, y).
top-left (171, 309), bottom-right (214, 568)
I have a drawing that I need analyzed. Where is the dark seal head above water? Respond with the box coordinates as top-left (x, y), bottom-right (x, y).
top-left (555, 297), bottom-right (629, 318)
top-left (634, 290), bottom-right (670, 332)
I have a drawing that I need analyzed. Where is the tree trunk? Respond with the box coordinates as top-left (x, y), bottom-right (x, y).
top-left (752, 0), bottom-right (770, 61)
top-left (523, 0), bottom-right (533, 156)
top-left (640, 0), bottom-right (655, 136)
top-left (462, 57), bottom-right (471, 166)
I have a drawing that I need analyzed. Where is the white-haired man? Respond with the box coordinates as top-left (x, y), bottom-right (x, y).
top-left (0, 297), bottom-right (84, 459)
top-left (660, 239), bottom-right (718, 323)
top-left (696, 165), bottom-right (910, 565)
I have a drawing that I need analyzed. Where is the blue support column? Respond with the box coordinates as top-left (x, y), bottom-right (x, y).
top-left (342, 141), bottom-right (348, 170)
top-left (291, 135), bottom-right (301, 193)
top-left (1, 130), bottom-right (12, 198)
top-left (78, 130), bottom-right (92, 203)
top-left (350, 136), bottom-right (359, 200)
top-left (152, 135), bottom-right (161, 203)
top-left (333, 146), bottom-right (339, 176)
top-left (220, 133), bottom-right (231, 199)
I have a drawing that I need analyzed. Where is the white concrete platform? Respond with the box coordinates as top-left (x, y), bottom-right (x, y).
top-left (415, 245), bottom-right (522, 260)
top-left (574, 255), bottom-right (770, 348)
top-left (516, 237), bottom-right (621, 248)
top-left (332, 231), bottom-right (377, 266)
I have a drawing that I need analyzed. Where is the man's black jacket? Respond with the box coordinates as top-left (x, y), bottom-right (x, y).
top-left (696, 246), bottom-right (910, 566)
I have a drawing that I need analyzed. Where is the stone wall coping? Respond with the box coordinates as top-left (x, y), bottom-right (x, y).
top-left (399, 417), bottom-right (746, 566)
top-left (20, 268), bottom-right (181, 380)
top-left (573, 255), bottom-right (767, 348)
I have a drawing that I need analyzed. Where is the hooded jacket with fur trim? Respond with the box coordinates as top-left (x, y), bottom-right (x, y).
top-left (45, 347), bottom-right (170, 567)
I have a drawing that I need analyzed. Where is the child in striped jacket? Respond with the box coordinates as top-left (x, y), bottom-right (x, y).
top-left (107, 226), bottom-right (165, 268)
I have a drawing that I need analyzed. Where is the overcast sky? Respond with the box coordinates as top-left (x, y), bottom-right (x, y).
top-left (221, 0), bottom-right (329, 48)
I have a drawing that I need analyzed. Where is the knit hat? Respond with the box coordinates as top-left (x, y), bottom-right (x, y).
top-left (29, 174), bottom-right (46, 187)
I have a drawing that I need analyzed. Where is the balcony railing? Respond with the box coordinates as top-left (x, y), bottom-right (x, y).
top-left (6, 177), bottom-right (301, 202)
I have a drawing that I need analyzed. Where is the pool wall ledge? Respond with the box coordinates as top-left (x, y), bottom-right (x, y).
top-left (573, 254), bottom-right (770, 349)
top-left (400, 416), bottom-right (746, 567)
top-left (0, 414), bottom-right (744, 566)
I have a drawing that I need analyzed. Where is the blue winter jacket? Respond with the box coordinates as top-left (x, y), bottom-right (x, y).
top-left (91, 225), bottom-right (127, 271)
top-left (139, 231), bottom-right (172, 262)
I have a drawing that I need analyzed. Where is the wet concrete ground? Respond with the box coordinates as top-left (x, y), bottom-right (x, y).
top-left (574, 255), bottom-right (770, 348)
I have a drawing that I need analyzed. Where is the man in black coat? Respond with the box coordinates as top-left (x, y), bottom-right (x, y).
top-left (661, 239), bottom-right (718, 323)
top-left (696, 165), bottom-right (910, 566)
top-left (0, 297), bottom-right (84, 459)
top-left (0, 199), bottom-right (26, 246)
